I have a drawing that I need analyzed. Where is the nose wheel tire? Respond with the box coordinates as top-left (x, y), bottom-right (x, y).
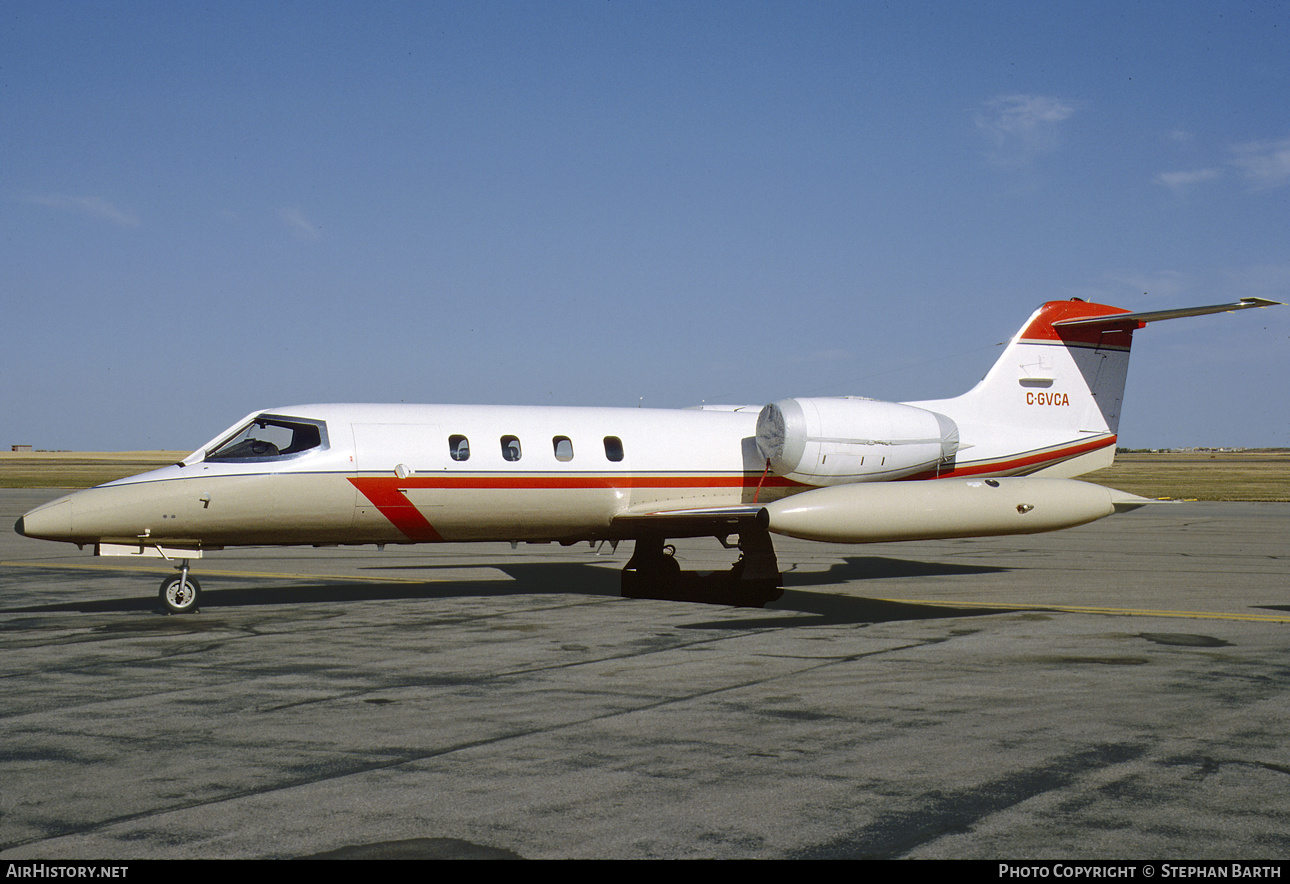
top-left (159, 574), bottom-right (201, 614)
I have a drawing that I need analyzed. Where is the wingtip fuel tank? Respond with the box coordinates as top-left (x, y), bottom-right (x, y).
top-left (764, 477), bottom-right (1133, 543)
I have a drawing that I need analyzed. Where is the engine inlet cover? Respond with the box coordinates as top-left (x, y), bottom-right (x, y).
top-left (755, 397), bottom-right (958, 485)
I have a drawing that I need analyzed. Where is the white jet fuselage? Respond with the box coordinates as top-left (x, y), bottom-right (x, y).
top-left (21, 404), bottom-right (791, 549)
top-left (16, 398), bottom-right (1124, 553)
top-left (20, 297), bottom-right (1278, 561)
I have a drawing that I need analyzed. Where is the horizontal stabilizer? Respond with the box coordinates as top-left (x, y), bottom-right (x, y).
top-left (1052, 297), bottom-right (1282, 328)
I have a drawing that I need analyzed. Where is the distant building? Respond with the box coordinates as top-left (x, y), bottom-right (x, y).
top-left (11, 445), bottom-right (33, 452)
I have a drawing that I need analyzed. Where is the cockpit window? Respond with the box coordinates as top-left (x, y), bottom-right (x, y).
top-left (206, 415), bottom-right (327, 462)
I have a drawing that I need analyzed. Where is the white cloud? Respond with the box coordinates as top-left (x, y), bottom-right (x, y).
top-left (975, 94), bottom-right (1078, 168)
top-left (280, 207), bottom-right (322, 239)
top-left (25, 194), bottom-right (140, 227)
top-left (1228, 137), bottom-right (1290, 190)
top-left (1154, 168), bottom-right (1224, 191)
top-left (1153, 134), bottom-right (1290, 192)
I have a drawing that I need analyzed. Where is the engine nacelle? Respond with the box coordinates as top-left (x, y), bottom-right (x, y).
top-left (756, 397), bottom-right (958, 485)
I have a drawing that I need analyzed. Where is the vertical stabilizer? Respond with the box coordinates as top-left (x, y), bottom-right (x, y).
top-left (908, 296), bottom-right (1280, 478)
top-left (978, 299), bottom-right (1138, 437)
top-left (909, 300), bottom-right (1138, 477)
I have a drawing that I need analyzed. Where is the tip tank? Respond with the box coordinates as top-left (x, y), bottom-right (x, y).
top-left (764, 477), bottom-right (1134, 543)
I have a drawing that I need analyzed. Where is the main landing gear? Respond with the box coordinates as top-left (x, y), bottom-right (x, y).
top-left (158, 559), bottom-right (201, 614)
top-left (620, 526), bottom-right (783, 608)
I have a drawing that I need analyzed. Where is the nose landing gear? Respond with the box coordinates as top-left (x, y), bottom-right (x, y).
top-left (159, 560), bottom-right (201, 614)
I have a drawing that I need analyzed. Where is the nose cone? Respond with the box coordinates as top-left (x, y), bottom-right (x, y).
top-left (15, 497), bottom-right (74, 541)
top-left (17, 479), bottom-right (198, 546)
top-left (15, 495), bottom-right (73, 536)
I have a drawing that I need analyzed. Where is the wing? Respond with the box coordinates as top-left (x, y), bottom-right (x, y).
top-left (610, 504), bottom-right (769, 539)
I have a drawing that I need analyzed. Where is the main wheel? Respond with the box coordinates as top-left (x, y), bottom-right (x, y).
top-left (159, 574), bottom-right (201, 614)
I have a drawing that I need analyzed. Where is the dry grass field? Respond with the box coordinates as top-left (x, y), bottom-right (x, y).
top-left (1086, 450), bottom-right (1290, 502)
top-left (2, 449), bottom-right (1287, 500)
top-left (0, 451), bottom-right (184, 488)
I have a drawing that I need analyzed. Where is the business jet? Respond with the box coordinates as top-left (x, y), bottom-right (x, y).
top-left (15, 297), bottom-right (1280, 613)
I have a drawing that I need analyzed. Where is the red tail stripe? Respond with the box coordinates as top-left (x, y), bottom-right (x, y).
top-left (1021, 301), bottom-right (1139, 348)
top-left (908, 436), bottom-right (1116, 480)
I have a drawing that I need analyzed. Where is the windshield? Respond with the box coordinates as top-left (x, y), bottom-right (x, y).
top-left (205, 415), bottom-right (327, 462)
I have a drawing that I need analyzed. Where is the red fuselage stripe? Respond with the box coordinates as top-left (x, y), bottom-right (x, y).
top-left (354, 475), bottom-right (802, 491)
top-left (348, 474), bottom-right (806, 542)
top-left (349, 436), bottom-right (1114, 541)
top-left (350, 478), bottom-right (445, 542)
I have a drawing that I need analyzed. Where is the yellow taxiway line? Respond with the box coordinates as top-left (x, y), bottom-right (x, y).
top-left (878, 596), bottom-right (1290, 624)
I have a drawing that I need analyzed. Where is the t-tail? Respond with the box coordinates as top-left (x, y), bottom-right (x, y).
top-left (907, 297), bottom-right (1282, 479)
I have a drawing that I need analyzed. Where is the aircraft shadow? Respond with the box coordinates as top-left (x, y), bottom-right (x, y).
top-left (347, 554), bottom-right (1003, 588)
top-left (784, 555), bottom-right (1003, 584)
top-left (4, 556), bottom-right (1015, 626)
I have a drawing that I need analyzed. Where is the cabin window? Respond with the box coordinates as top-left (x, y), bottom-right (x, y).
top-left (604, 436), bottom-right (624, 462)
top-left (553, 436), bottom-right (574, 462)
top-left (449, 435), bottom-right (470, 461)
top-left (501, 435), bottom-right (522, 462)
top-left (206, 415), bottom-right (326, 462)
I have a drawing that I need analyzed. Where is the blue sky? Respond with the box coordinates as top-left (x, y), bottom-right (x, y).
top-left (3, 1), bottom-right (1287, 451)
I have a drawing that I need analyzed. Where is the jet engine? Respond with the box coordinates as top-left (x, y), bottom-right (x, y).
top-left (755, 397), bottom-right (959, 485)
